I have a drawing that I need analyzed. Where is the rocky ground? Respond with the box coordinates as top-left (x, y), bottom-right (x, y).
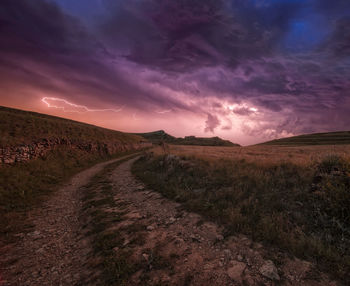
top-left (0, 156), bottom-right (132, 286)
top-left (0, 157), bottom-right (338, 285)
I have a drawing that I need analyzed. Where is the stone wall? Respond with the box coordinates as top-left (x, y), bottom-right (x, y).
top-left (0, 138), bottom-right (152, 165)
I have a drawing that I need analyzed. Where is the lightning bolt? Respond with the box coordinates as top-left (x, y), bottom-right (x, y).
top-left (41, 97), bottom-right (124, 113)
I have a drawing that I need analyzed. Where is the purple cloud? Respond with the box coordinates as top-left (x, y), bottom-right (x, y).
top-left (204, 113), bottom-right (220, 133)
top-left (1, 0), bottom-right (350, 144)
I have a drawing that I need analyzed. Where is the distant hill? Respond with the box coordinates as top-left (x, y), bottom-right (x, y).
top-left (136, 130), bottom-right (176, 144)
top-left (0, 106), bottom-right (142, 147)
top-left (259, 131), bottom-right (350, 146)
top-left (136, 130), bottom-right (240, 147)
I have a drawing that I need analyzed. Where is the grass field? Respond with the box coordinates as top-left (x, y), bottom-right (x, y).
top-left (133, 144), bottom-right (350, 282)
top-left (0, 106), bottom-right (141, 147)
top-left (260, 131), bottom-right (350, 146)
top-left (153, 144), bottom-right (350, 165)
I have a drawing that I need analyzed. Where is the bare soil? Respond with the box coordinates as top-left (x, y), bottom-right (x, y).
top-left (0, 157), bottom-right (338, 285)
top-left (0, 156), bottom-right (133, 286)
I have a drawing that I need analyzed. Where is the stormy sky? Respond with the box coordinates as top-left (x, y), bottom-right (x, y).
top-left (0, 0), bottom-right (349, 145)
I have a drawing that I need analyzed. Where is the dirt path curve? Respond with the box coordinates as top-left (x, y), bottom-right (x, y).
top-left (106, 158), bottom-right (335, 286)
top-left (0, 154), bottom-right (137, 286)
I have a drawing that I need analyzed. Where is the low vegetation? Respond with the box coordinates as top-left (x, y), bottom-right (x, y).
top-left (260, 131), bottom-right (350, 146)
top-left (0, 106), bottom-right (146, 243)
top-left (0, 147), bottom-right (131, 242)
top-left (0, 106), bottom-right (142, 147)
top-left (132, 145), bottom-right (350, 282)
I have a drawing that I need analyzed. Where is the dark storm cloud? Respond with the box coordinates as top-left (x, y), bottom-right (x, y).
top-left (0, 0), bottom-right (105, 66)
top-left (0, 0), bottom-right (188, 111)
top-left (99, 0), bottom-right (305, 72)
top-left (323, 17), bottom-right (350, 57)
top-left (1, 0), bottom-right (350, 142)
top-left (314, 0), bottom-right (350, 15)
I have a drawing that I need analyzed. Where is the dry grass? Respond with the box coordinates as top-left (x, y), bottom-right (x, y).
top-left (133, 144), bottom-right (350, 282)
top-left (0, 146), bottom-right (142, 246)
top-left (0, 105), bottom-right (142, 147)
top-left (152, 144), bottom-right (350, 166)
top-left (0, 105), bottom-right (146, 245)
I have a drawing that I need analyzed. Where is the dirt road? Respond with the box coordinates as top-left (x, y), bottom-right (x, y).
top-left (0, 155), bottom-right (135, 286)
top-left (1, 156), bottom-right (336, 285)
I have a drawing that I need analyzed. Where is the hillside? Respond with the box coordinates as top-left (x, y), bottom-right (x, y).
top-left (0, 106), bottom-right (142, 147)
top-left (136, 130), bottom-right (176, 144)
top-left (259, 131), bottom-right (350, 146)
top-left (0, 106), bottom-right (148, 245)
top-left (136, 130), bottom-right (240, 147)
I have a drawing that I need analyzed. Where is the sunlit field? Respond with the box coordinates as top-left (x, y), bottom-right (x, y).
top-left (152, 144), bottom-right (350, 166)
top-left (134, 144), bottom-right (350, 282)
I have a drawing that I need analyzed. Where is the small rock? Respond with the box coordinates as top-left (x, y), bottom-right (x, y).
top-left (168, 217), bottom-right (176, 224)
top-left (14, 233), bottom-right (25, 238)
top-left (128, 212), bottom-right (142, 220)
top-left (223, 249), bottom-right (231, 261)
top-left (31, 231), bottom-right (41, 237)
top-left (142, 253), bottom-right (150, 262)
top-left (296, 201), bottom-right (303, 207)
top-left (216, 234), bottom-right (224, 241)
top-left (244, 274), bottom-right (255, 285)
top-left (259, 260), bottom-right (280, 281)
top-left (36, 248), bottom-right (45, 254)
top-left (135, 185), bottom-right (144, 191)
top-left (175, 237), bottom-right (184, 244)
top-left (190, 234), bottom-right (200, 243)
top-left (147, 225), bottom-right (155, 231)
top-left (227, 262), bottom-right (246, 283)
top-left (246, 258), bottom-right (252, 266)
top-left (237, 254), bottom-right (243, 261)
top-left (192, 188), bottom-right (205, 194)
